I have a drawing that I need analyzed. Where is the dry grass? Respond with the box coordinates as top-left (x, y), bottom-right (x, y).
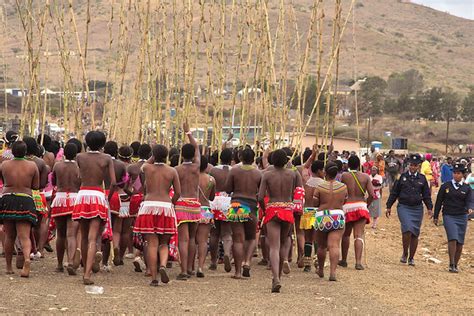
top-left (1, 0), bottom-right (473, 91)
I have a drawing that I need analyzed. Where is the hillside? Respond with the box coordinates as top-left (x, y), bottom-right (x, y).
top-left (1, 0), bottom-right (473, 92)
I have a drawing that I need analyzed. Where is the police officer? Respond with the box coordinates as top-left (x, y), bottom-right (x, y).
top-left (433, 163), bottom-right (472, 273)
top-left (386, 154), bottom-right (433, 266)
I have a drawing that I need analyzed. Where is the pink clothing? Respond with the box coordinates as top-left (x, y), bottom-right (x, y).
top-left (430, 160), bottom-right (440, 187)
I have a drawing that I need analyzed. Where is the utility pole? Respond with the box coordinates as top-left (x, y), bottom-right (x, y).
top-left (445, 110), bottom-right (450, 154)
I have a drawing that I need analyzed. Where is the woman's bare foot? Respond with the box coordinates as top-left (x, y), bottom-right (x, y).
top-left (92, 252), bottom-right (102, 273)
top-left (223, 255), bottom-right (232, 273)
top-left (282, 261), bottom-right (291, 274)
top-left (20, 260), bottom-right (31, 278)
top-left (16, 254), bottom-right (25, 269)
top-left (316, 268), bottom-right (324, 278)
top-left (72, 248), bottom-right (81, 269)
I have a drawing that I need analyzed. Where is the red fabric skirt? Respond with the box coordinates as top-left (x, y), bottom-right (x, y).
top-left (133, 201), bottom-right (177, 235)
top-left (51, 192), bottom-right (77, 218)
top-left (129, 193), bottom-right (143, 217)
top-left (343, 201), bottom-right (371, 224)
top-left (105, 190), bottom-right (121, 214)
top-left (263, 202), bottom-right (295, 225)
top-left (72, 187), bottom-right (108, 221)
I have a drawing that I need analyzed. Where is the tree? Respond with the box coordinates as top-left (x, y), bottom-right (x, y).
top-left (460, 86), bottom-right (474, 122)
top-left (359, 76), bottom-right (387, 117)
top-left (291, 76), bottom-right (327, 116)
top-left (417, 87), bottom-right (460, 153)
top-left (387, 69), bottom-right (424, 97)
top-left (417, 87), bottom-right (459, 122)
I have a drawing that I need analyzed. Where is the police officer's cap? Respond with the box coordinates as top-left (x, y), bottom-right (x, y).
top-left (408, 153), bottom-right (422, 165)
top-left (452, 163), bottom-right (466, 173)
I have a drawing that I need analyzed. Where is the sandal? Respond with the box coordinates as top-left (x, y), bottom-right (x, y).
top-left (355, 263), bottom-right (365, 270)
top-left (282, 261), bottom-right (291, 274)
top-left (133, 259), bottom-right (143, 273)
top-left (329, 275), bottom-right (337, 282)
top-left (176, 273), bottom-right (188, 281)
top-left (271, 279), bottom-right (281, 293)
top-left (196, 270), bottom-right (205, 278)
top-left (159, 267), bottom-right (170, 283)
top-left (67, 264), bottom-right (77, 276)
top-left (242, 265), bottom-right (251, 278)
top-left (149, 280), bottom-right (159, 287)
top-left (83, 277), bottom-right (94, 285)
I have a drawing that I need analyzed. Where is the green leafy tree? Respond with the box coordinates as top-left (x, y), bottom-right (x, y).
top-left (460, 86), bottom-right (474, 122)
top-left (387, 69), bottom-right (424, 97)
top-left (417, 87), bottom-right (459, 121)
top-left (359, 76), bottom-right (387, 117)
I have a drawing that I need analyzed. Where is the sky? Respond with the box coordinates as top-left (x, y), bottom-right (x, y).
top-left (411, 0), bottom-right (474, 20)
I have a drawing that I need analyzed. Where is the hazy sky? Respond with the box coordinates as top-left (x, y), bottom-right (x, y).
top-left (411, 0), bottom-right (474, 20)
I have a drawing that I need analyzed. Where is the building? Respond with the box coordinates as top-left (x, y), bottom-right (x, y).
top-left (4, 88), bottom-right (28, 97)
top-left (300, 133), bottom-right (360, 153)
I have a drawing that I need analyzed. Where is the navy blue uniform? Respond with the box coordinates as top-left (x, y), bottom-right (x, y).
top-left (387, 171), bottom-right (432, 237)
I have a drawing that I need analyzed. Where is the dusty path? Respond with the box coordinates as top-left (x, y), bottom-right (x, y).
top-left (0, 202), bottom-right (472, 314)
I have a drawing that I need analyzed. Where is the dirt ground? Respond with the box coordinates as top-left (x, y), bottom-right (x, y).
top-left (0, 194), bottom-right (472, 314)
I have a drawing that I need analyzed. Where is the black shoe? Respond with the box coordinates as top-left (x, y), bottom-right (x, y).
top-left (196, 270), bottom-right (205, 278)
top-left (303, 266), bottom-right (311, 273)
top-left (271, 279), bottom-right (281, 293)
top-left (400, 256), bottom-right (407, 264)
top-left (408, 258), bottom-right (415, 266)
top-left (337, 260), bottom-right (347, 268)
top-left (44, 243), bottom-right (54, 253)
